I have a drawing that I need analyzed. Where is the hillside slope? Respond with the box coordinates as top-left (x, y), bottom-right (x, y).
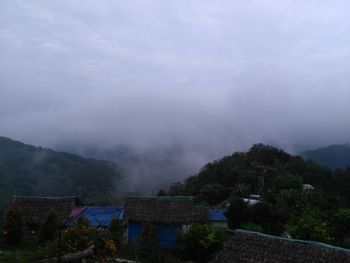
top-left (301, 144), bottom-right (350, 169)
top-left (167, 144), bottom-right (350, 246)
top-left (0, 136), bottom-right (122, 215)
top-left (169, 144), bottom-right (350, 206)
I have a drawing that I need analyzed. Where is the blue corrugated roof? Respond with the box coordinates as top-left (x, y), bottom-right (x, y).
top-left (73, 206), bottom-right (124, 227)
top-left (208, 209), bottom-right (227, 221)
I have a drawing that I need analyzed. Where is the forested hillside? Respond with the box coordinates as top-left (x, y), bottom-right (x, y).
top-left (168, 144), bottom-right (349, 205)
top-left (167, 144), bottom-right (350, 246)
top-left (301, 144), bottom-right (350, 169)
top-left (0, 137), bottom-right (122, 216)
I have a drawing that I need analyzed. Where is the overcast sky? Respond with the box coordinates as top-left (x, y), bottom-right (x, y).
top-left (1, 0), bottom-right (350, 159)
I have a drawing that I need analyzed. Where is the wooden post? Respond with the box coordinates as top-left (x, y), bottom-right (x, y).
top-left (58, 225), bottom-right (62, 263)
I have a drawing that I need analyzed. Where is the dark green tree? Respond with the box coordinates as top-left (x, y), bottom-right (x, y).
top-left (3, 206), bottom-right (26, 245)
top-left (197, 183), bottom-right (229, 206)
top-left (286, 208), bottom-right (331, 242)
top-left (333, 208), bottom-right (350, 247)
top-left (168, 182), bottom-right (186, 196)
top-left (275, 189), bottom-right (303, 219)
top-left (269, 174), bottom-right (303, 194)
top-left (109, 218), bottom-right (123, 246)
top-left (246, 202), bottom-right (274, 232)
top-left (39, 209), bottom-right (59, 243)
top-left (157, 189), bottom-right (167, 196)
top-left (176, 223), bottom-right (227, 262)
top-left (225, 197), bottom-right (248, 229)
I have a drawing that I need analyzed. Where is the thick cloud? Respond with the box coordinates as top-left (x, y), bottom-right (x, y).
top-left (1, 1), bottom-right (350, 188)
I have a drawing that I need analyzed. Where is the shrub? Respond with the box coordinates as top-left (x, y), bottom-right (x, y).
top-left (136, 222), bottom-right (158, 257)
top-left (246, 201), bottom-right (275, 233)
top-left (57, 223), bottom-right (116, 259)
top-left (176, 223), bottom-right (227, 262)
top-left (109, 218), bottom-right (123, 246)
top-left (39, 209), bottom-right (59, 244)
top-left (225, 197), bottom-right (248, 229)
top-left (3, 206), bottom-right (26, 245)
top-left (286, 208), bottom-right (331, 242)
top-left (333, 208), bottom-right (350, 246)
top-left (76, 216), bottom-right (91, 227)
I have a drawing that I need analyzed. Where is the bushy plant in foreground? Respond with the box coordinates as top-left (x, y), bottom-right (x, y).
top-left (109, 218), bottom-right (124, 246)
top-left (176, 223), bottom-right (228, 262)
top-left (56, 219), bottom-right (116, 259)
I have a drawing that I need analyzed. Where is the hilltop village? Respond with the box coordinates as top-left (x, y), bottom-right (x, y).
top-left (1, 143), bottom-right (350, 262)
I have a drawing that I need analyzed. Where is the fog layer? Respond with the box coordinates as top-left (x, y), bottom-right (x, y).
top-left (1, 1), bottom-right (350, 188)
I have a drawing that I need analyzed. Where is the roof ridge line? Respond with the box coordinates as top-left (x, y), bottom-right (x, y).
top-left (13, 195), bottom-right (77, 199)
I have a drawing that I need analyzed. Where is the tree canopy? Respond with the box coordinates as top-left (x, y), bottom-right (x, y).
top-left (168, 144), bottom-right (350, 247)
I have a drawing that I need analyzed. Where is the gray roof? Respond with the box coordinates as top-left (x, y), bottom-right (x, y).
top-left (10, 195), bottom-right (80, 226)
top-left (124, 196), bottom-right (208, 224)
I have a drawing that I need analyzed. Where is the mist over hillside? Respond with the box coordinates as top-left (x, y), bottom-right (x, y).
top-left (55, 143), bottom-right (217, 192)
top-left (301, 143), bottom-right (350, 169)
top-left (56, 141), bottom-right (350, 191)
top-left (0, 136), bottom-right (123, 215)
top-left (2, 1), bottom-right (350, 260)
top-left (2, 1), bottom-right (350, 183)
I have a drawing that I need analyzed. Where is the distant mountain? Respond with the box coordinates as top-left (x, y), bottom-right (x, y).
top-left (55, 143), bottom-right (204, 192)
top-left (0, 136), bottom-right (122, 216)
top-left (301, 144), bottom-right (350, 169)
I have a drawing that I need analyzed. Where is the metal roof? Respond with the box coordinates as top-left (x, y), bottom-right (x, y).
top-left (72, 206), bottom-right (124, 227)
top-left (208, 209), bottom-right (227, 222)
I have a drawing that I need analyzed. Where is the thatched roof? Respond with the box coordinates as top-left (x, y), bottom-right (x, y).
top-left (124, 196), bottom-right (208, 224)
top-left (10, 196), bottom-right (81, 226)
top-left (210, 229), bottom-right (350, 263)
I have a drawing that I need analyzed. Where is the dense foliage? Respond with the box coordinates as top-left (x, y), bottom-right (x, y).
top-left (0, 136), bottom-right (122, 219)
top-left (109, 218), bottom-right (124, 246)
top-left (58, 219), bottom-right (117, 259)
top-left (286, 208), bottom-right (331, 242)
top-left (39, 209), bottom-right (60, 244)
top-left (168, 144), bottom-right (350, 247)
top-left (0, 217), bottom-right (117, 262)
top-left (3, 206), bottom-right (26, 245)
top-left (176, 223), bottom-right (229, 262)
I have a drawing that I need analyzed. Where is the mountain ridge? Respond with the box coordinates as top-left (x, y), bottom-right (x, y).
top-left (0, 136), bottom-right (122, 216)
top-left (301, 143), bottom-right (350, 169)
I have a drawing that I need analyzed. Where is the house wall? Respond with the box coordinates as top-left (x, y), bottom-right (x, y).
top-left (128, 221), bottom-right (143, 242)
top-left (127, 220), bottom-right (182, 248)
top-left (158, 223), bottom-right (181, 248)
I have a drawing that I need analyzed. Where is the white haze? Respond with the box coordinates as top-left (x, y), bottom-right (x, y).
top-left (1, 1), bottom-right (350, 189)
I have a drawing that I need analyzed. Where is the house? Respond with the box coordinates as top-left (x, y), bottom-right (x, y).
top-left (9, 195), bottom-right (82, 232)
top-left (243, 194), bottom-right (261, 205)
top-left (70, 206), bottom-right (124, 228)
top-left (302, 184), bottom-right (314, 190)
top-left (208, 209), bottom-right (227, 228)
top-left (124, 196), bottom-right (208, 248)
